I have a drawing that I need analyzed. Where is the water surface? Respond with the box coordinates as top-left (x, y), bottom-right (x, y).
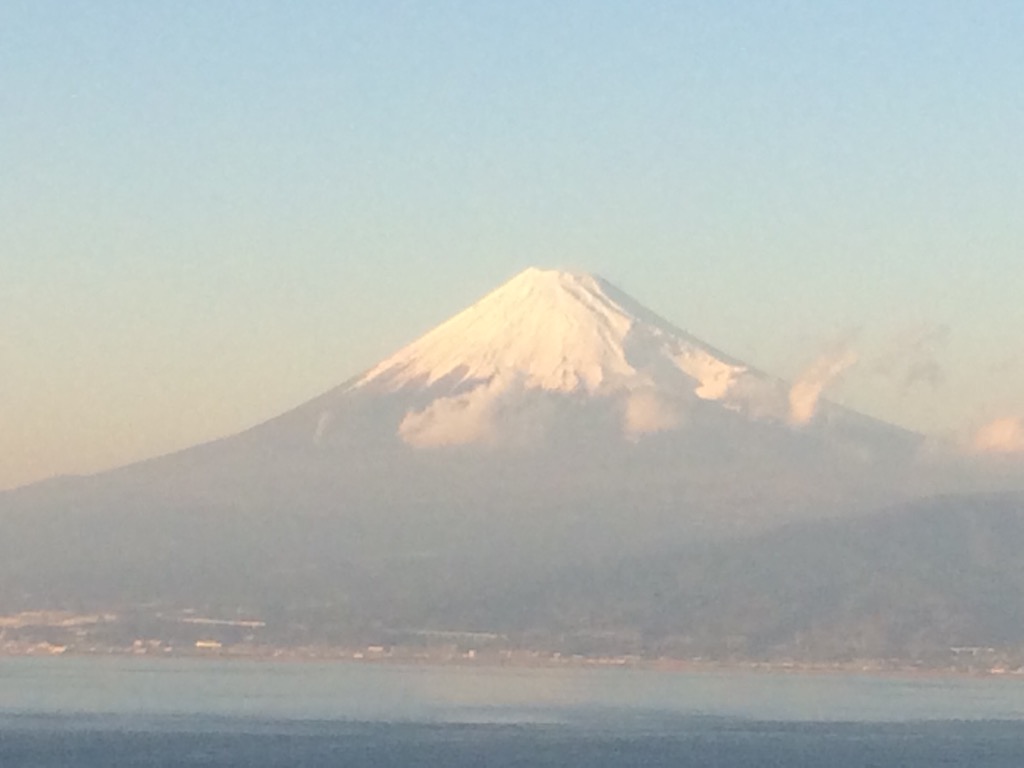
top-left (1, 658), bottom-right (1022, 766)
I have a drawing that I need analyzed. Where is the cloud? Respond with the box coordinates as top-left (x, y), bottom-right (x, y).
top-left (623, 390), bottom-right (684, 438)
top-left (397, 374), bottom-right (555, 449)
top-left (971, 417), bottom-right (1024, 455)
top-left (871, 323), bottom-right (949, 391)
top-left (399, 383), bottom-right (501, 448)
top-left (788, 342), bottom-right (859, 427)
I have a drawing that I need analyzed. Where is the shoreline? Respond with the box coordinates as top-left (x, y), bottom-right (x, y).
top-left (2, 645), bottom-right (1022, 682)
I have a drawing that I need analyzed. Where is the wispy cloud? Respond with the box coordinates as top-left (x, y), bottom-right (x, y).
top-left (788, 335), bottom-right (859, 426)
top-left (871, 323), bottom-right (949, 392)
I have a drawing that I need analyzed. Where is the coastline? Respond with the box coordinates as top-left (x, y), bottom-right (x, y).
top-left (2, 642), bottom-right (1022, 682)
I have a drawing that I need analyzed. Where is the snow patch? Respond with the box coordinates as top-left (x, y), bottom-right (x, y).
top-left (673, 348), bottom-right (746, 400)
top-left (313, 411), bottom-right (334, 444)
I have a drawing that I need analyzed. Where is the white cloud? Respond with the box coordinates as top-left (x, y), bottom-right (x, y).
top-left (788, 345), bottom-right (858, 426)
top-left (971, 417), bottom-right (1024, 454)
top-left (623, 390), bottom-right (684, 438)
top-left (398, 385), bottom-right (499, 448)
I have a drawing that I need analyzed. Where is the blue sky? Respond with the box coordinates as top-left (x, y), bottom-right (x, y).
top-left (3, 1), bottom-right (1024, 488)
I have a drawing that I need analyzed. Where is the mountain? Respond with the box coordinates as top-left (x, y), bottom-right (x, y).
top-left (0, 267), bottom-right (978, 657)
top-left (262, 267), bottom-right (912, 449)
top-left (228, 267), bottom-right (920, 530)
top-left (487, 491), bottom-right (1024, 661)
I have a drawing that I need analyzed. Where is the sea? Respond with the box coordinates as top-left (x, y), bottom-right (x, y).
top-left (1, 657), bottom-right (1023, 767)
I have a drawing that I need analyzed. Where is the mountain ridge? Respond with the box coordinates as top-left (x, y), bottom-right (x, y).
top-left (1, 266), bottom-right (1021, 659)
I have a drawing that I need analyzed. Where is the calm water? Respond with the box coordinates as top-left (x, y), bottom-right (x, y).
top-left (1, 657), bottom-right (1023, 766)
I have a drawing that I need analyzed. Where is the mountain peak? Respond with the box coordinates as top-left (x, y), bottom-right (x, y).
top-left (270, 267), bottom-right (913, 451)
top-left (502, 265), bottom-right (597, 287)
top-left (331, 267), bottom-right (781, 447)
top-left (352, 267), bottom-right (745, 399)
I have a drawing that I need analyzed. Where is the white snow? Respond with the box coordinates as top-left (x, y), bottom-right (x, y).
top-left (355, 268), bottom-right (753, 396)
top-left (338, 267), bottom-right (788, 447)
top-left (355, 268), bottom-right (637, 394)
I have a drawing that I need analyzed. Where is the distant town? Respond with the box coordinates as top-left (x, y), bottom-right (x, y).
top-left (3, 609), bottom-right (1024, 679)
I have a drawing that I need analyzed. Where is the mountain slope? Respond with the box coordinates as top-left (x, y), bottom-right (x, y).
top-left (471, 492), bottom-right (1024, 660)
top-left (0, 267), bottom-right (931, 634)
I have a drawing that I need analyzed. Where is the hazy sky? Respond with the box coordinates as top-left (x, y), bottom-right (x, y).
top-left (3, 2), bottom-right (1024, 489)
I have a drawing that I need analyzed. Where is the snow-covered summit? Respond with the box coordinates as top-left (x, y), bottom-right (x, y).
top-left (329, 267), bottom-right (790, 447)
top-left (283, 267), bottom-right (906, 451)
top-left (353, 267), bottom-right (755, 401)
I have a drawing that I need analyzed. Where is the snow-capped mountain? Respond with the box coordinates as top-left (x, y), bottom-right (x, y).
top-left (4, 267), bottom-right (1021, 655)
top-left (262, 267), bottom-right (906, 454)
top-left (357, 267), bottom-right (750, 400)
top-left (0, 267), bottom-right (927, 618)
top-left (353, 267), bottom-right (770, 444)
top-left (5, 266), bottom-right (923, 519)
